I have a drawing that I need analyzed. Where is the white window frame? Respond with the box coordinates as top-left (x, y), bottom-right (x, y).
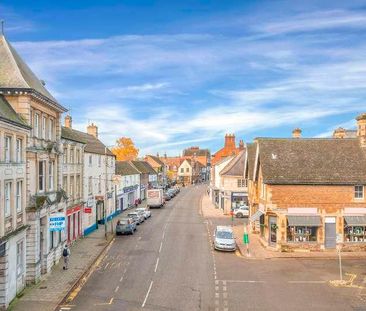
top-left (38, 161), bottom-right (46, 192)
top-left (34, 113), bottom-right (39, 138)
top-left (355, 185), bottom-right (364, 200)
top-left (4, 136), bottom-right (11, 163)
top-left (5, 182), bottom-right (11, 217)
top-left (49, 161), bottom-right (54, 191)
top-left (48, 118), bottom-right (54, 140)
top-left (16, 240), bottom-right (24, 276)
top-left (42, 116), bottom-right (46, 139)
top-left (88, 176), bottom-right (93, 195)
top-left (16, 180), bottom-right (22, 213)
top-left (76, 175), bottom-right (80, 197)
top-left (89, 155), bottom-right (92, 167)
top-left (70, 176), bottom-right (74, 196)
top-left (16, 138), bottom-right (22, 163)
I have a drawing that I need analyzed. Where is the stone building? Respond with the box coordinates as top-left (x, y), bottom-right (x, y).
top-left (0, 95), bottom-right (30, 309)
top-left (248, 114), bottom-right (366, 252)
top-left (0, 34), bottom-right (68, 283)
top-left (61, 116), bottom-right (86, 243)
top-left (177, 159), bottom-right (204, 185)
top-left (219, 150), bottom-right (248, 214)
top-left (144, 155), bottom-right (166, 186)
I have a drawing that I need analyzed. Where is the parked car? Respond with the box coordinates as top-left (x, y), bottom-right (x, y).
top-left (136, 207), bottom-right (151, 219)
top-left (163, 193), bottom-right (171, 201)
top-left (127, 212), bottom-right (144, 224)
top-left (234, 205), bottom-right (249, 218)
top-left (167, 189), bottom-right (176, 198)
top-left (214, 226), bottom-right (236, 252)
top-left (116, 218), bottom-right (137, 235)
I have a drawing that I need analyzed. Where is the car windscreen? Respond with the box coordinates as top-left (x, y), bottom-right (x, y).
top-left (119, 220), bottom-right (128, 225)
top-left (128, 214), bottom-right (137, 217)
top-left (216, 231), bottom-right (233, 239)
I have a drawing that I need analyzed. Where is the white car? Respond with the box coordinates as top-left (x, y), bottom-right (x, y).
top-left (214, 226), bottom-right (236, 252)
top-left (234, 205), bottom-right (249, 218)
top-left (136, 208), bottom-right (151, 219)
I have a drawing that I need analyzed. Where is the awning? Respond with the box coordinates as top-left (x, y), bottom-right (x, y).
top-left (250, 210), bottom-right (264, 222)
top-left (287, 215), bottom-right (321, 226)
top-left (344, 216), bottom-right (366, 226)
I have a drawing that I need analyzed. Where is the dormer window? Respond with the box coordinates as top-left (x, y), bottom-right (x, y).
top-left (355, 185), bottom-right (364, 199)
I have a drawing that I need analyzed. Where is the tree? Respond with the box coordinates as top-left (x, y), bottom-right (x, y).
top-left (112, 137), bottom-right (139, 161)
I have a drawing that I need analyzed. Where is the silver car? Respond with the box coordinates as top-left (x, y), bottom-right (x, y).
top-left (127, 212), bottom-right (144, 224)
top-left (214, 226), bottom-right (236, 252)
top-left (136, 208), bottom-right (151, 219)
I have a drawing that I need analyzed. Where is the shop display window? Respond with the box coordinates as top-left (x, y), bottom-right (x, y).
top-left (344, 226), bottom-right (366, 242)
top-left (287, 226), bottom-right (317, 242)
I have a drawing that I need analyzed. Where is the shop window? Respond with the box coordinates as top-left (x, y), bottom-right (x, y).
top-left (344, 226), bottom-right (366, 242)
top-left (287, 226), bottom-right (318, 242)
top-left (89, 155), bottom-right (92, 167)
top-left (355, 185), bottom-right (364, 199)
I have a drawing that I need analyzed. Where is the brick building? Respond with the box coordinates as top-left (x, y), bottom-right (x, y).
top-left (248, 113), bottom-right (366, 252)
top-left (211, 134), bottom-right (244, 166)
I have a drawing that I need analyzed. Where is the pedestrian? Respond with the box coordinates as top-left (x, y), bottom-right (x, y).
top-left (63, 244), bottom-right (70, 270)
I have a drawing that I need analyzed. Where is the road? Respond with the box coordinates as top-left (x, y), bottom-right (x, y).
top-left (59, 185), bottom-right (366, 311)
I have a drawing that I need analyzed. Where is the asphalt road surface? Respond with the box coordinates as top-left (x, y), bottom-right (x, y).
top-left (59, 185), bottom-right (366, 311)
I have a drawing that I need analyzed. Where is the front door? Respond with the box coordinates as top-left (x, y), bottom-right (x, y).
top-left (325, 217), bottom-right (336, 248)
top-left (269, 216), bottom-right (277, 246)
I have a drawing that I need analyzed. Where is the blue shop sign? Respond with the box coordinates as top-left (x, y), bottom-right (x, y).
top-left (123, 184), bottom-right (139, 193)
top-left (49, 212), bottom-right (66, 231)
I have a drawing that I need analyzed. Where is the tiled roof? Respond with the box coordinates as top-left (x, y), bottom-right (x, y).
top-left (131, 160), bottom-right (153, 174)
top-left (183, 148), bottom-right (210, 157)
top-left (246, 143), bottom-right (256, 180)
top-left (257, 138), bottom-right (366, 185)
top-left (116, 161), bottom-right (140, 176)
top-left (146, 155), bottom-right (165, 166)
top-left (61, 127), bottom-right (113, 156)
top-left (221, 150), bottom-right (245, 177)
top-left (0, 36), bottom-right (66, 111)
top-left (141, 161), bottom-right (158, 175)
top-left (61, 127), bottom-right (87, 144)
top-left (0, 95), bottom-right (30, 129)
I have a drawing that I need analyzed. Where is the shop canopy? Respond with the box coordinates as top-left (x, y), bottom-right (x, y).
top-left (287, 215), bottom-right (321, 226)
top-left (344, 216), bottom-right (366, 226)
top-left (250, 210), bottom-right (264, 222)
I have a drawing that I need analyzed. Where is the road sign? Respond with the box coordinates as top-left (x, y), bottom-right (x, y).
top-left (49, 213), bottom-right (66, 231)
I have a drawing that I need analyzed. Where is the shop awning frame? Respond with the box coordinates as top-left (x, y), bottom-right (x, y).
top-left (344, 216), bottom-right (366, 226)
top-left (250, 210), bottom-right (264, 222)
top-left (287, 215), bottom-right (321, 226)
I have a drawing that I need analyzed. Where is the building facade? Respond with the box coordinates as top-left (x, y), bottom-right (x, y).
top-left (210, 156), bottom-right (234, 207)
top-left (61, 116), bottom-right (86, 243)
top-left (144, 155), bottom-right (166, 186)
top-left (248, 115), bottom-right (366, 252)
top-left (0, 95), bottom-right (30, 309)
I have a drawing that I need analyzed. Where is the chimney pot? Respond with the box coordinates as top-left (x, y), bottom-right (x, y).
top-left (64, 115), bottom-right (72, 129)
top-left (87, 123), bottom-right (98, 138)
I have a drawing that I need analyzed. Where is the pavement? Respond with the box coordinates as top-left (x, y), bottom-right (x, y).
top-left (12, 185), bottom-right (366, 311)
top-left (11, 203), bottom-right (145, 311)
top-left (201, 193), bottom-right (366, 260)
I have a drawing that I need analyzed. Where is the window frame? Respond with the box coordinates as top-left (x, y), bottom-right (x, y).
top-left (16, 138), bottom-right (22, 163)
top-left (49, 161), bottom-right (54, 191)
top-left (34, 113), bottom-right (39, 138)
top-left (42, 115), bottom-right (46, 139)
top-left (88, 176), bottom-right (93, 195)
top-left (48, 118), bottom-right (54, 140)
top-left (16, 180), bottom-right (22, 213)
top-left (16, 240), bottom-right (24, 276)
top-left (355, 185), bottom-right (364, 200)
top-left (38, 161), bottom-right (46, 192)
top-left (5, 181), bottom-right (12, 217)
top-left (287, 225), bottom-right (318, 243)
top-left (4, 136), bottom-right (11, 163)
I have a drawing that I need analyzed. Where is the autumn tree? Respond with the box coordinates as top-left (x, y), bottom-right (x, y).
top-left (112, 137), bottom-right (139, 161)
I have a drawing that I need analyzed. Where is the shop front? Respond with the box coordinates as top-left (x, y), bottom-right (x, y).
top-left (66, 204), bottom-right (82, 243)
top-left (140, 184), bottom-right (147, 200)
top-left (123, 185), bottom-right (139, 208)
top-left (231, 192), bottom-right (248, 209)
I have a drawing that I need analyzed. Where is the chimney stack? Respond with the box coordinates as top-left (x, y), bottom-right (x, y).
top-left (224, 133), bottom-right (236, 149)
top-left (65, 115), bottom-right (72, 129)
top-left (87, 123), bottom-right (98, 138)
top-left (356, 113), bottom-right (366, 147)
top-left (292, 128), bottom-right (302, 139)
top-left (333, 127), bottom-right (346, 139)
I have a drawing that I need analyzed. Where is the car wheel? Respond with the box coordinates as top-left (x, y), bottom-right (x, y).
top-left (130, 230), bottom-right (134, 235)
top-left (236, 213), bottom-right (243, 218)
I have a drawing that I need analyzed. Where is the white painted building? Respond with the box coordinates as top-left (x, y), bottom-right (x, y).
top-left (115, 161), bottom-right (141, 211)
top-left (210, 156), bottom-right (234, 207)
top-left (0, 95), bottom-right (30, 309)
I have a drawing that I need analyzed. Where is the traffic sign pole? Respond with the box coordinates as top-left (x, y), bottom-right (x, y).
top-left (243, 225), bottom-right (250, 257)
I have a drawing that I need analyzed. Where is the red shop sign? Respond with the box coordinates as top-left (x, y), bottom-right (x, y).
top-left (84, 207), bottom-right (92, 214)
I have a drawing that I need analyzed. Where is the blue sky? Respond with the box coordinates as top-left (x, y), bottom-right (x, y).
top-left (1, 0), bottom-right (366, 155)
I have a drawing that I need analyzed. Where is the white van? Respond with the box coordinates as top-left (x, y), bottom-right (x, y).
top-left (214, 226), bottom-right (236, 252)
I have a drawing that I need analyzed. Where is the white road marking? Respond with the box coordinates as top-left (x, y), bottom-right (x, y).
top-left (159, 241), bottom-right (163, 253)
top-left (142, 281), bottom-right (154, 308)
top-left (124, 268), bottom-right (127, 274)
top-left (104, 263), bottom-right (109, 270)
top-left (162, 231), bottom-right (165, 240)
top-left (222, 280), bottom-right (265, 283)
top-left (154, 257), bottom-right (160, 273)
top-left (288, 281), bottom-right (327, 284)
top-left (120, 276), bottom-right (124, 282)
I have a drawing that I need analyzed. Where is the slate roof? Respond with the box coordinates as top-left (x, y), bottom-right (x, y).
top-left (116, 161), bottom-right (140, 176)
top-left (257, 138), bottom-right (366, 185)
top-left (221, 150), bottom-right (245, 177)
top-left (0, 95), bottom-right (30, 129)
top-left (246, 143), bottom-right (256, 180)
top-left (141, 161), bottom-right (158, 175)
top-left (131, 160), bottom-right (153, 174)
top-left (0, 36), bottom-right (66, 111)
top-left (61, 127), bottom-right (113, 156)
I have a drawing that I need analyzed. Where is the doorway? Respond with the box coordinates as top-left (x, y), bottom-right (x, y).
top-left (269, 216), bottom-right (277, 246)
top-left (325, 217), bottom-right (336, 248)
